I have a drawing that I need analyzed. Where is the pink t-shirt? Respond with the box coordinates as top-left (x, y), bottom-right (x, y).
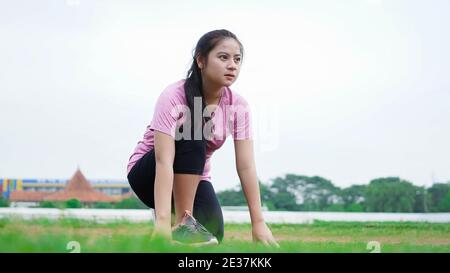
top-left (127, 79), bottom-right (253, 182)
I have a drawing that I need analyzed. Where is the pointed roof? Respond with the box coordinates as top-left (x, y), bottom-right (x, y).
top-left (65, 168), bottom-right (93, 192)
top-left (43, 169), bottom-right (116, 203)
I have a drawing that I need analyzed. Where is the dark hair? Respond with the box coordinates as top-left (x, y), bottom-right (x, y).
top-left (184, 29), bottom-right (244, 139)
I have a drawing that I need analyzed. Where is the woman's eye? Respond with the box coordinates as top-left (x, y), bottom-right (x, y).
top-left (235, 58), bottom-right (241, 63)
top-left (219, 55), bottom-right (227, 60)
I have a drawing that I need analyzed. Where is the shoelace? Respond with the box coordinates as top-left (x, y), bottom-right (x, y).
top-left (176, 213), bottom-right (214, 238)
top-left (194, 222), bottom-right (211, 235)
top-left (178, 223), bottom-right (197, 234)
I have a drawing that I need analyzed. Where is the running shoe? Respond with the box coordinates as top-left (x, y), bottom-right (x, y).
top-left (172, 210), bottom-right (219, 246)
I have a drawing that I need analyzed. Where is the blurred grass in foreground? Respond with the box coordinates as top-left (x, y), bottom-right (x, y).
top-left (0, 217), bottom-right (449, 253)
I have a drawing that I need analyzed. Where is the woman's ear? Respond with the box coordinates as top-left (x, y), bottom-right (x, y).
top-left (196, 55), bottom-right (204, 69)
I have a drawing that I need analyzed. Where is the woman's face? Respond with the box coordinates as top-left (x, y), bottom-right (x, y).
top-left (198, 38), bottom-right (242, 88)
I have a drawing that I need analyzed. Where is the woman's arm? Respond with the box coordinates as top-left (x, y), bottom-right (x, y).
top-left (234, 139), bottom-right (279, 247)
top-left (153, 131), bottom-right (175, 238)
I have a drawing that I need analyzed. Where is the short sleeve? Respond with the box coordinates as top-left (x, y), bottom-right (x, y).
top-left (231, 96), bottom-right (253, 140)
top-left (149, 91), bottom-right (184, 138)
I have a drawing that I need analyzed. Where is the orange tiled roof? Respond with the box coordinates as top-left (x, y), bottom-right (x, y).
top-left (9, 191), bottom-right (50, 202)
top-left (43, 169), bottom-right (116, 203)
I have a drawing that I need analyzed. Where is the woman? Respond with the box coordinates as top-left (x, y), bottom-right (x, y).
top-left (127, 29), bottom-right (278, 247)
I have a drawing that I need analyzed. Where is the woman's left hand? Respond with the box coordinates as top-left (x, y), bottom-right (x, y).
top-left (252, 221), bottom-right (280, 248)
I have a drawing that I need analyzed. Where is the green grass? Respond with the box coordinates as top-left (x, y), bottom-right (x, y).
top-left (0, 217), bottom-right (449, 253)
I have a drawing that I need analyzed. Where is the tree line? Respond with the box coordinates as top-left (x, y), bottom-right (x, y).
top-left (217, 174), bottom-right (450, 212)
top-left (1, 174), bottom-right (448, 212)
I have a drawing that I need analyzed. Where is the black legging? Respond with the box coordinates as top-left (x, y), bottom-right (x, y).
top-left (127, 140), bottom-right (224, 242)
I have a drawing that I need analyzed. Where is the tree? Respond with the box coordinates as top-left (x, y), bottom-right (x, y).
top-left (114, 197), bottom-right (148, 209)
top-left (269, 174), bottom-right (301, 210)
top-left (270, 190), bottom-right (299, 211)
top-left (345, 203), bottom-right (365, 212)
top-left (259, 181), bottom-right (275, 210)
top-left (40, 201), bottom-right (56, 208)
top-left (324, 204), bottom-right (345, 211)
top-left (437, 191), bottom-right (450, 212)
top-left (365, 177), bottom-right (416, 212)
top-left (65, 199), bottom-right (82, 208)
top-left (216, 188), bottom-right (246, 206)
top-left (217, 181), bottom-right (274, 208)
top-left (413, 186), bottom-right (430, 212)
top-left (94, 202), bottom-right (113, 209)
top-left (0, 197), bottom-right (9, 207)
top-left (269, 174), bottom-right (341, 211)
top-left (427, 183), bottom-right (450, 212)
top-left (341, 185), bottom-right (367, 210)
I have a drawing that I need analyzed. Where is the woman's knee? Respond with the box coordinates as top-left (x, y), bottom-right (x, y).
top-left (173, 138), bottom-right (207, 175)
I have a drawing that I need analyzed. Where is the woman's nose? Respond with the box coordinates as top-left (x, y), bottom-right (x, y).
top-left (227, 61), bottom-right (237, 70)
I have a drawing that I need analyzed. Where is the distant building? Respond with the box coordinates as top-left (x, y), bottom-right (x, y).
top-left (1, 170), bottom-right (131, 200)
top-left (3, 169), bottom-right (132, 207)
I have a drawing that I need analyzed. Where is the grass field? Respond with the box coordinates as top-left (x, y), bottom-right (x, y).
top-left (0, 217), bottom-right (449, 253)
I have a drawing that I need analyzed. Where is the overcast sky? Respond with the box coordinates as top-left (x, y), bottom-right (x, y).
top-left (1, 0), bottom-right (449, 191)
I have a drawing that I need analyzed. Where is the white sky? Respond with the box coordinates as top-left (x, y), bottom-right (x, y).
top-left (1, 0), bottom-right (449, 191)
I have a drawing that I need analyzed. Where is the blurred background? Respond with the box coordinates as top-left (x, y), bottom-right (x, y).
top-left (1, 0), bottom-right (450, 254)
top-left (0, 0), bottom-right (449, 212)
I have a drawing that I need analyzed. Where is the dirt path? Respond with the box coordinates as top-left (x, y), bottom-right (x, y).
top-left (224, 230), bottom-right (450, 245)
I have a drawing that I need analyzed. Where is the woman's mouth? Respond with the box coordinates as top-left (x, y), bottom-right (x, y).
top-left (225, 74), bottom-right (235, 79)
